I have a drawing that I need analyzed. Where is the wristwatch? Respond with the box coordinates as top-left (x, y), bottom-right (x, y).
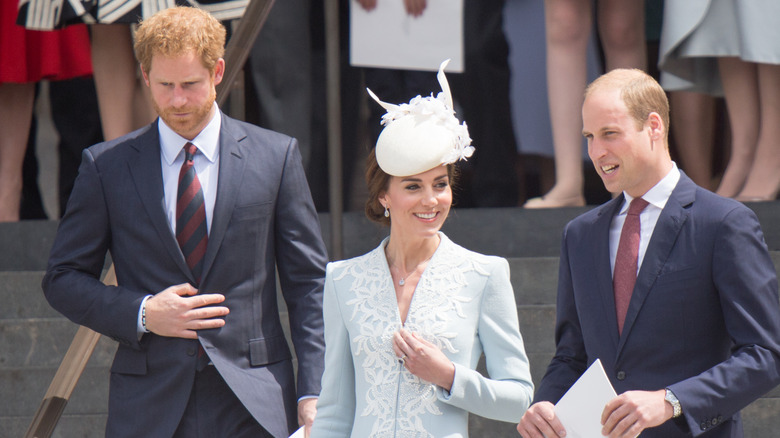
top-left (665, 388), bottom-right (682, 418)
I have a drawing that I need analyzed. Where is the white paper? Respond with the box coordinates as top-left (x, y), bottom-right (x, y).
top-left (554, 359), bottom-right (618, 438)
top-left (288, 426), bottom-right (304, 438)
top-left (350, 0), bottom-right (464, 72)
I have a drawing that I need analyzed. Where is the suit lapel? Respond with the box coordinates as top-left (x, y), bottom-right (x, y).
top-left (593, 197), bottom-right (625, 350)
top-left (200, 115), bottom-right (248, 280)
top-left (127, 124), bottom-right (194, 281)
top-left (617, 173), bottom-right (696, 355)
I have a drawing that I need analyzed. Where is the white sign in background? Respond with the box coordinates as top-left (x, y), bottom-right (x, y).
top-left (350, 0), bottom-right (464, 72)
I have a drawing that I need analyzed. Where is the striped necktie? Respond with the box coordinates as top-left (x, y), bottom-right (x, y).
top-left (613, 197), bottom-right (649, 335)
top-left (176, 142), bottom-right (208, 283)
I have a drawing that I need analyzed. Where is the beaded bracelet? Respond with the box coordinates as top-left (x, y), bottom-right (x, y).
top-left (142, 303), bottom-right (149, 332)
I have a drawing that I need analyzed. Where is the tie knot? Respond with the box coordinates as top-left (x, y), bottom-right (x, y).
top-left (627, 197), bottom-right (649, 216)
top-left (184, 142), bottom-right (198, 162)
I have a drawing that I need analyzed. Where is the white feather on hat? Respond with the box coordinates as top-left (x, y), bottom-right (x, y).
top-left (367, 59), bottom-right (474, 177)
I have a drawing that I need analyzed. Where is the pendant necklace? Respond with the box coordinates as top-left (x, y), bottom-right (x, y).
top-left (395, 254), bottom-right (434, 286)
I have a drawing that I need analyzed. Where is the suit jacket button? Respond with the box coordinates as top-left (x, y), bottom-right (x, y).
top-left (187, 347), bottom-right (196, 356)
top-left (616, 371), bottom-right (626, 380)
top-left (711, 417), bottom-right (718, 426)
top-left (700, 421), bottom-right (707, 430)
top-left (717, 415), bottom-right (723, 422)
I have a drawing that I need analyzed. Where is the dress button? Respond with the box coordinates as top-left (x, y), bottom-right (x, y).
top-left (616, 371), bottom-right (626, 380)
top-left (187, 347), bottom-right (196, 356)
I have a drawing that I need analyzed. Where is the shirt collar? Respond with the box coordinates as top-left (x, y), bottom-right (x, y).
top-left (159, 102), bottom-right (221, 165)
top-left (620, 162), bottom-right (681, 213)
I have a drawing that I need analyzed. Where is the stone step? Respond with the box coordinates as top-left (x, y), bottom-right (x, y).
top-left (1, 318), bottom-right (117, 369)
top-left (2, 414), bottom-right (108, 438)
top-left (0, 271), bottom-right (58, 320)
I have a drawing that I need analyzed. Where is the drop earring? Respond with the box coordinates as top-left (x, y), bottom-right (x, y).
top-left (384, 205), bottom-right (390, 217)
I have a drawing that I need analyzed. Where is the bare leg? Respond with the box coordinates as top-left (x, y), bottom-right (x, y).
top-left (597, 0), bottom-right (647, 71)
top-left (524, 0), bottom-right (590, 208)
top-left (0, 83), bottom-right (35, 222)
top-left (670, 91), bottom-right (716, 189)
top-left (716, 57), bottom-right (759, 198)
top-left (736, 62), bottom-right (780, 201)
top-left (91, 24), bottom-right (154, 141)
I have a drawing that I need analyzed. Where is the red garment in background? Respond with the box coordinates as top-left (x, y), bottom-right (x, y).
top-left (1, 0), bottom-right (92, 83)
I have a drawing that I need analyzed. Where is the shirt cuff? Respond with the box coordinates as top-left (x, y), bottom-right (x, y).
top-left (137, 295), bottom-right (153, 339)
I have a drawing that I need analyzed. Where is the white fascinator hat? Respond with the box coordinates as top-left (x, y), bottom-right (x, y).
top-left (367, 59), bottom-right (474, 177)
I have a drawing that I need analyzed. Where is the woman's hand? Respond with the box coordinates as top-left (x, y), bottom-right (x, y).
top-left (393, 328), bottom-right (455, 390)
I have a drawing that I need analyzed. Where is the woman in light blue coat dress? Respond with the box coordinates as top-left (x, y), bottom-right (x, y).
top-left (310, 60), bottom-right (534, 438)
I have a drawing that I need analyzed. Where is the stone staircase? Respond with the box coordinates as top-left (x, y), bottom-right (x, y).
top-left (2, 204), bottom-right (779, 437)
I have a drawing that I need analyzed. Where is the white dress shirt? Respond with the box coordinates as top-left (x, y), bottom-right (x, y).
top-left (609, 162), bottom-right (681, 276)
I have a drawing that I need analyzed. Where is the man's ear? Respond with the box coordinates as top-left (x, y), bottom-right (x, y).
top-left (141, 65), bottom-right (150, 87)
top-left (647, 112), bottom-right (664, 140)
top-left (213, 58), bottom-right (225, 86)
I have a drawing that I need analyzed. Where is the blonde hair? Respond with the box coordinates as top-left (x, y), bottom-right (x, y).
top-left (585, 69), bottom-right (670, 140)
top-left (134, 6), bottom-right (226, 75)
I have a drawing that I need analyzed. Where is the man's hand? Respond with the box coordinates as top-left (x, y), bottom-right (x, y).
top-left (517, 401), bottom-right (566, 437)
top-left (601, 390), bottom-right (672, 437)
top-left (298, 397), bottom-right (317, 438)
top-left (144, 283), bottom-right (229, 338)
top-left (392, 329), bottom-right (455, 390)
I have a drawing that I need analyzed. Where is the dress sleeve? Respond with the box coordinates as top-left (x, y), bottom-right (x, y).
top-left (437, 257), bottom-right (534, 422)
top-left (310, 265), bottom-right (357, 437)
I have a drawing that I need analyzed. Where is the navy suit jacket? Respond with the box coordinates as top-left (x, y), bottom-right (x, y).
top-left (43, 113), bottom-right (328, 438)
top-left (534, 172), bottom-right (780, 437)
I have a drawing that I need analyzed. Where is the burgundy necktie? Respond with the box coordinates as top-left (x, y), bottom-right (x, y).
top-left (613, 197), bottom-right (649, 335)
top-left (176, 142), bottom-right (208, 284)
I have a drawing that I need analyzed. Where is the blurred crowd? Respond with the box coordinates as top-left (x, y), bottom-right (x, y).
top-left (1, 0), bottom-right (778, 222)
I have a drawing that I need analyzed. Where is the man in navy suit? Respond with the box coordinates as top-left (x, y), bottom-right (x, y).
top-left (43, 7), bottom-right (327, 438)
top-left (517, 69), bottom-right (780, 438)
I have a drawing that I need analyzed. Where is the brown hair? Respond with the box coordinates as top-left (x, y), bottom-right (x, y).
top-left (134, 6), bottom-right (226, 76)
top-left (364, 149), bottom-right (459, 226)
top-left (585, 68), bottom-right (670, 141)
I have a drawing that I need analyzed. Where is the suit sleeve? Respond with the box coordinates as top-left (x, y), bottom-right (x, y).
top-left (309, 265), bottom-right (356, 437)
top-left (436, 257), bottom-right (535, 422)
top-left (669, 206), bottom-right (780, 435)
top-left (532, 224), bottom-right (589, 404)
top-left (42, 148), bottom-right (145, 348)
top-left (273, 137), bottom-right (329, 399)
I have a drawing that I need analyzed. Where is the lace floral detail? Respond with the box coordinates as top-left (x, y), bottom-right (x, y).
top-left (332, 236), bottom-right (490, 437)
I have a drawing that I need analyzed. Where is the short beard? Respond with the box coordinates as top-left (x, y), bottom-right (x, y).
top-left (155, 86), bottom-right (216, 138)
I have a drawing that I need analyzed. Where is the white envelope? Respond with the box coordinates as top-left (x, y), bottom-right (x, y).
top-left (554, 359), bottom-right (618, 438)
